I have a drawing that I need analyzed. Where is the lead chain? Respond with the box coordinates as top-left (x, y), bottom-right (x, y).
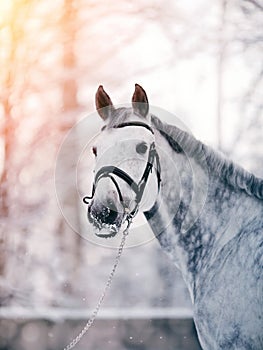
top-left (63, 221), bottom-right (131, 350)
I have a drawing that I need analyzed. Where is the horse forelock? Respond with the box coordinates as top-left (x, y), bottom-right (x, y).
top-left (151, 114), bottom-right (263, 200)
top-left (104, 107), bottom-right (134, 129)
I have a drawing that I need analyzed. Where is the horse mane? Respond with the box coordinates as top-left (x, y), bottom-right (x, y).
top-left (151, 114), bottom-right (263, 200)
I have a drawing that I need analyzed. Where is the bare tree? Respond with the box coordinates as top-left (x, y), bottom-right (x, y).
top-left (0, 0), bottom-right (30, 279)
top-left (55, 0), bottom-right (83, 297)
top-left (226, 0), bottom-right (263, 175)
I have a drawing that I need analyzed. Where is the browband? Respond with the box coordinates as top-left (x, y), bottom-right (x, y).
top-left (112, 121), bottom-right (154, 134)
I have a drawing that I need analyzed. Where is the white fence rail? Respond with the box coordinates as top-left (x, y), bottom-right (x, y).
top-left (0, 306), bottom-right (193, 320)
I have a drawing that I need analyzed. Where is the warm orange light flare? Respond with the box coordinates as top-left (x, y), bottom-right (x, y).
top-left (0, 0), bottom-right (13, 25)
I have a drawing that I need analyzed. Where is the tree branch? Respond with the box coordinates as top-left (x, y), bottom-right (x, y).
top-left (243, 0), bottom-right (263, 12)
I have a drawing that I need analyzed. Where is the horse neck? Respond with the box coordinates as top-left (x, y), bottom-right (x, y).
top-left (145, 128), bottom-right (262, 301)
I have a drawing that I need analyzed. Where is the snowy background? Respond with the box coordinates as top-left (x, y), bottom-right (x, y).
top-left (0, 0), bottom-right (262, 349)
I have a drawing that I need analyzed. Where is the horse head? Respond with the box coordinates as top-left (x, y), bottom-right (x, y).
top-left (85, 84), bottom-right (161, 238)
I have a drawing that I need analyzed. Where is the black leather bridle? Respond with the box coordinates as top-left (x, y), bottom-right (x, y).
top-left (83, 121), bottom-right (161, 222)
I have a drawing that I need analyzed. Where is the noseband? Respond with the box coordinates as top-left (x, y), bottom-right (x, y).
top-left (83, 122), bottom-right (161, 221)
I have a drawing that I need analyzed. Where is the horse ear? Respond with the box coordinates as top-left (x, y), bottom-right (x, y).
top-left (132, 84), bottom-right (149, 118)
top-left (95, 85), bottom-right (114, 121)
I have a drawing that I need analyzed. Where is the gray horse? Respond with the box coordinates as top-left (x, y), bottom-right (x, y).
top-left (86, 84), bottom-right (263, 350)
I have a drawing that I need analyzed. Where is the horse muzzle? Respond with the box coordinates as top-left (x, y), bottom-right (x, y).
top-left (87, 199), bottom-right (124, 238)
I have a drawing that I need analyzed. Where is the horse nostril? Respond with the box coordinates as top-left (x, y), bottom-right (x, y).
top-left (106, 206), bottom-right (118, 224)
top-left (88, 201), bottom-right (119, 226)
top-left (99, 203), bottom-right (118, 225)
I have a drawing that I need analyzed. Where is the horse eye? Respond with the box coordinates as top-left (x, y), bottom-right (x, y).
top-left (92, 146), bottom-right (97, 156)
top-left (136, 142), bottom-right (148, 154)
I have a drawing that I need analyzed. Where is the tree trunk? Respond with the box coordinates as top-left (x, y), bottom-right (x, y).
top-left (56, 0), bottom-right (82, 297)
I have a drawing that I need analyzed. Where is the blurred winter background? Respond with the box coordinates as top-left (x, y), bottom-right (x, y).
top-left (0, 0), bottom-right (262, 349)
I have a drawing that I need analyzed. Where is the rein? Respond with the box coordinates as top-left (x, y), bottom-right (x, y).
top-left (83, 121), bottom-right (161, 221)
